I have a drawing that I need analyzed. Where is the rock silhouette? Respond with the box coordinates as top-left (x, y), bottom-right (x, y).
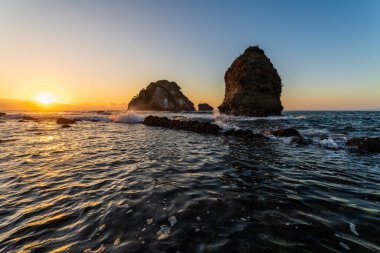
top-left (219, 46), bottom-right (283, 116)
top-left (347, 137), bottom-right (380, 153)
top-left (0, 112), bottom-right (6, 117)
top-left (128, 80), bottom-right (195, 111)
top-left (198, 103), bottom-right (213, 111)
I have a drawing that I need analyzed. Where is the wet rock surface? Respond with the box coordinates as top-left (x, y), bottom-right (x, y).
top-left (143, 116), bottom-right (268, 140)
top-left (347, 137), bottom-right (380, 153)
top-left (143, 116), bottom-right (220, 135)
top-left (61, 124), bottom-right (72, 129)
top-left (271, 128), bottom-right (307, 144)
top-left (219, 46), bottom-right (283, 116)
top-left (128, 80), bottom-right (195, 111)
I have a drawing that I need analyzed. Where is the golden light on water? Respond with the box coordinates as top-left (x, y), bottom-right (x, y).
top-left (35, 91), bottom-right (57, 105)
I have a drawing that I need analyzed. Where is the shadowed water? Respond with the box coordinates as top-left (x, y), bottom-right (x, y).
top-left (0, 111), bottom-right (379, 252)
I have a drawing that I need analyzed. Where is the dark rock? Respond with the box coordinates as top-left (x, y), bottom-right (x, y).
top-left (143, 116), bottom-right (220, 135)
top-left (22, 116), bottom-right (37, 121)
top-left (271, 128), bottom-right (301, 137)
top-left (0, 112), bottom-right (6, 117)
top-left (56, 118), bottom-right (76, 125)
top-left (347, 137), bottom-right (380, 153)
top-left (198, 103), bottom-right (214, 111)
top-left (218, 46), bottom-right (283, 116)
top-left (17, 120), bottom-right (27, 123)
top-left (271, 128), bottom-right (307, 144)
top-left (61, 124), bottom-right (72, 129)
top-left (128, 80), bottom-right (195, 111)
top-left (143, 116), bottom-right (269, 140)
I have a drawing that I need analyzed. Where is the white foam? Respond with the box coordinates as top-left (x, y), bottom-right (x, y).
top-left (349, 222), bottom-right (359, 236)
top-left (74, 115), bottom-right (112, 122)
top-left (214, 120), bottom-right (240, 132)
top-left (111, 112), bottom-right (145, 123)
top-left (318, 138), bottom-right (339, 149)
top-left (269, 136), bottom-right (294, 144)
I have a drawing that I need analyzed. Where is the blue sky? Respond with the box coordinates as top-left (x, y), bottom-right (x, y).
top-left (0, 0), bottom-right (379, 109)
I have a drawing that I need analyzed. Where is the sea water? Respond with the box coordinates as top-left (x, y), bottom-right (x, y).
top-left (0, 111), bottom-right (379, 252)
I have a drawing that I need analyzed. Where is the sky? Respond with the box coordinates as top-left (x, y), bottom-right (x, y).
top-left (0, 0), bottom-right (379, 110)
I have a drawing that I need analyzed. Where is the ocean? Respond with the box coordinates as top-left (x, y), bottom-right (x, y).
top-left (0, 110), bottom-right (379, 253)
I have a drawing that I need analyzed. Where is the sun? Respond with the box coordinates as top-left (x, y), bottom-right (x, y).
top-left (35, 91), bottom-right (57, 105)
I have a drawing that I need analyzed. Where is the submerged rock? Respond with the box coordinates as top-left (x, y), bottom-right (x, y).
top-left (128, 80), bottom-right (195, 111)
top-left (218, 46), bottom-right (283, 116)
top-left (347, 137), bottom-right (380, 153)
top-left (0, 112), bottom-right (6, 117)
top-left (198, 103), bottom-right (213, 111)
top-left (61, 124), bottom-right (72, 129)
top-left (271, 128), bottom-right (301, 137)
top-left (56, 118), bottom-right (76, 125)
top-left (271, 128), bottom-right (307, 144)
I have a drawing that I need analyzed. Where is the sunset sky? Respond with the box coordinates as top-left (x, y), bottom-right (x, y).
top-left (0, 0), bottom-right (379, 110)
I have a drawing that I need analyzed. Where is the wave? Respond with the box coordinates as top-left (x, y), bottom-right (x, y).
top-left (110, 112), bottom-right (145, 123)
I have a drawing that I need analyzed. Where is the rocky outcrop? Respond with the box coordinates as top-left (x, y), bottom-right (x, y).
top-left (143, 116), bottom-right (219, 134)
top-left (56, 118), bottom-right (76, 124)
top-left (218, 46), bottom-right (283, 116)
top-left (142, 116), bottom-right (267, 140)
top-left (0, 112), bottom-right (6, 117)
top-left (347, 137), bottom-right (380, 153)
top-left (198, 103), bottom-right (213, 111)
top-left (271, 128), bottom-right (307, 144)
top-left (128, 80), bottom-right (195, 111)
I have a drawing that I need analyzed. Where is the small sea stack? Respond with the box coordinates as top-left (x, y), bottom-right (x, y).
top-left (128, 80), bottom-right (195, 111)
top-left (198, 103), bottom-right (213, 111)
top-left (218, 46), bottom-right (283, 116)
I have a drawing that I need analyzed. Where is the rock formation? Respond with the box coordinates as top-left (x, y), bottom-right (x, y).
top-left (142, 115), bottom-right (267, 140)
top-left (128, 80), bottom-right (195, 111)
top-left (0, 112), bottom-right (6, 117)
top-left (347, 137), bottom-right (380, 153)
top-left (198, 103), bottom-right (213, 111)
top-left (218, 46), bottom-right (283, 116)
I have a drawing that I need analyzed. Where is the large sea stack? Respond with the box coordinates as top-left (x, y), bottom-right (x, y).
top-left (218, 46), bottom-right (283, 116)
top-left (128, 80), bottom-right (195, 111)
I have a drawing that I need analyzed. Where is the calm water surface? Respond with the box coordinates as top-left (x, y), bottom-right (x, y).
top-left (0, 111), bottom-right (379, 253)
